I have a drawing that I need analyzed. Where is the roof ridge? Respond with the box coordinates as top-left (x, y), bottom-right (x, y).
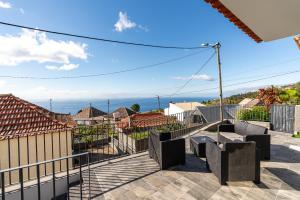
top-left (9, 94), bottom-right (67, 127)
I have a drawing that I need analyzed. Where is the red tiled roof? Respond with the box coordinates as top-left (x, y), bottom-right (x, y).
top-left (118, 113), bottom-right (175, 129)
top-left (73, 106), bottom-right (107, 119)
top-left (204, 0), bottom-right (263, 43)
top-left (0, 94), bottom-right (68, 140)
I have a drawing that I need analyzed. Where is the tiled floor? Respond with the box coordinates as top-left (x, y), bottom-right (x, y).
top-left (70, 131), bottom-right (300, 200)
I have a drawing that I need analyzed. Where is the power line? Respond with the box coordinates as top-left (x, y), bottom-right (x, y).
top-left (0, 21), bottom-right (206, 50)
top-left (0, 50), bottom-right (209, 80)
top-left (162, 69), bottom-right (300, 96)
top-left (146, 56), bottom-right (300, 95)
top-left (169, 51), bottom-right (216, 96)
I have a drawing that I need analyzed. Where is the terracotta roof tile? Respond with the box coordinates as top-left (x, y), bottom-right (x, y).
top-left (73, 106), bottom-right (107, 119)
top-left (0, 94), bottom-right (68, 140)
top-left (118, 113), bottom-right (174, 129)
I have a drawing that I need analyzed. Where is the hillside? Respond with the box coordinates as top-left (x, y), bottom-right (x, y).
top-left (204, 82), bottom-right (300, 106)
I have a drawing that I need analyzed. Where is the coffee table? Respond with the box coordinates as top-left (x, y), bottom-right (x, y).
top-left (190, 136), bottom-right (217, 158)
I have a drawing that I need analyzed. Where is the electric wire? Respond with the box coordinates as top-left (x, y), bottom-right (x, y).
top-left (0, 50), bottom-right (209, 79)
top-left (169, 51), bottom-right (216, 97)
top-left (161, 69), bottom-right (300, 97)
top-left (0, 21), bottom-right (206, 50)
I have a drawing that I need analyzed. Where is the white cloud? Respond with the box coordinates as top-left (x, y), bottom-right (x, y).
top-left (0, 29), bottom-right (88, 68)
top-left (45, 63), bottom-right (79, 71)
top-left (114, 11), bottom-right (148, 32)
top-left (114, 12), bottom-right (136, 32)
top-left (19, 8), bottom-right (24, 14)
top-left (138, 25), bottom-right (149, 32)
top-left (173, 74), bottom-right (214, 81)
top-left (0, 80), bottom-right (6, 87)
top-left (0, 1), bottom-right (11, 9)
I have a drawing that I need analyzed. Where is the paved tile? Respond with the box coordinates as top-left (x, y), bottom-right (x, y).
top-left (69, 130), bottom-right (300, 200)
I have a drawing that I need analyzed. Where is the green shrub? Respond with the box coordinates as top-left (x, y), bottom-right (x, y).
top-left (237, 106), bottom-right (269, 122)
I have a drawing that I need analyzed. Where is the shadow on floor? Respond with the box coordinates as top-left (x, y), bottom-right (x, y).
top-left (270, 144), bottom-right (300, 163)
top-left (265, 167), bottom-right (300, 191)
top-left (169, 153), bottom-right (210, 173)
top-left (69, 154), bottom-right (160, 199)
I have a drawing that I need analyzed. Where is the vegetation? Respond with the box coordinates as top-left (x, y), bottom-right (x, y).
top-left (131, 103), bottom-right (141, 112)
top-left (203, 82), bottom-right (300, 106)
top-left (292, 132), bottom-right (300, 138)
top-left (257, 87), bottom-right (282, 108)
top-left (129, 123), bottom-right (187, 140)
top-left (237, 106), bottom-right (269, 122)
top-left (204, 91), bottom-right (258, 106)
top-left (74, 124), bottom-right (117, 143)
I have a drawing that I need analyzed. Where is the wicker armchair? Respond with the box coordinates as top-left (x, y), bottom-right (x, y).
top-left (218, 121), bottom-right (270, 160)
top-left (148, 130), bottom-right (185, 170)
top-left (206, 140), bottom-right (260, 185)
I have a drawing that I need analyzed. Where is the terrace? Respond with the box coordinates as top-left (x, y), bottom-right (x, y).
top-left (70, 129), bottom-right (300, 199)
top-left (0, 104), bottom-right (299, 200)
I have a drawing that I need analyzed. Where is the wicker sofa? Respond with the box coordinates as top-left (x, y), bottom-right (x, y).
top-left (206, 140), bottom-right (260, 185)
top-left (218, 121), bottom-right (270, 160)
top-left (148, 130), bottom-right (185, 170)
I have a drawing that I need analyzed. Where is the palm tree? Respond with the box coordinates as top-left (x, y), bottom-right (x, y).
top-left (131, 103), bottom-right (140, 112)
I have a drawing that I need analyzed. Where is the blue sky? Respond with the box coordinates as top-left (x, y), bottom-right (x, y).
top-left (0, 0), bottom-right (299, 100)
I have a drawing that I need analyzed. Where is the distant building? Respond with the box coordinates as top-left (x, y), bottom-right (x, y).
top-left (119, 113), bottom-right (170, 129)
top-left (164, 102), bottom-right (206, 123)
top-left (239, 98), bottom-right (263, 108)
top-left (164, 102), bottom-right (205, 115)
top-left (73, 106), bottom-right (107, 125)
top-left (0, 94), bottom-right (72, 184)
top-left (110, 107), bottom-right (136, 121)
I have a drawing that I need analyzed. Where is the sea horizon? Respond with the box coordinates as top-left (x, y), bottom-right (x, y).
top-left (33, 96), bottom-right (214, 115)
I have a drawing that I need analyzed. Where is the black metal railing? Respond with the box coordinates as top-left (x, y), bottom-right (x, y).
top-left (0, 152), bottom-right (89, 200)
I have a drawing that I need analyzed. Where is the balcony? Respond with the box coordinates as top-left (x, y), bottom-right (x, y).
top-left (1, 107), bottom-right (300, 199)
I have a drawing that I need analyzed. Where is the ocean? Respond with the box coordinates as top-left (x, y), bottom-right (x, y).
top-left (33, 97), bottom-right (213, 115)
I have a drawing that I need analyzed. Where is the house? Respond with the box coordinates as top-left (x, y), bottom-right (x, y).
top-left (164, 102), bottom-right (205, 121)
top-left (0, 94), bottom-right (72, 184)
top-left (239, 98), bottom-right (262, 108)
top-left (164, 102), bottom-right (206, 115)
top-left (204, 0), bottom-right (300, 42)
top-left (119, 113), bottom-right (171, 130)
top-left (110, 107), bottom-right (136, 121)
top-left (73, 106), bottom-right (107, 125)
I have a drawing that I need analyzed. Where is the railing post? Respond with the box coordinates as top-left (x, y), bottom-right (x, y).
top-left (88, 154), bottom-right (91, 199)
top-left (19, 168), bottom-right (24, 200)
top-left (52, 161), bottom-right (56, 200)
top-left (1, 171), bottom-right (5, 200)
top-left (36, 164), bottom-right (41, 200)
top-left (79, 155), bottom-right (82, 200)
top-left (66, 157), bottom-right (70, 200)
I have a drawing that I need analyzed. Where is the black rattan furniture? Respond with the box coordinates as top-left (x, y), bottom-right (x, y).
top-left (190, 136), bottom-right (217, 157)
top-left (218, 121), bottom-right (270, 160)
top-left (149, 130), bottom-right (185, 170)
top-left (206, 140), bottom-right (260, 185)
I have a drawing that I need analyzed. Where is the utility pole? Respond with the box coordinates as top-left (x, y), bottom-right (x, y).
top-left (49, 98), bottom-right (53, 112)
top-left (107, 99), bottom-right (110, 120)
top-left (156, 95), bottom-right (161, 111)
top-left (215, 42), bottom-right (224, 122)
top-left (89, 102), bottom-right (92, 120)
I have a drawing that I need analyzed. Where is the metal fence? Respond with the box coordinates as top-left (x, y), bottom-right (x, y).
top-left (197, 104), bottom-right (270, 123)
top-left (0, 111), bottom-right (204, 199)
top-left (73, 112), bottom-right (205, 157)
top-left (0, 152), bottom-right (89, 200)
top-left (270, 104), bottom-right (295, 133)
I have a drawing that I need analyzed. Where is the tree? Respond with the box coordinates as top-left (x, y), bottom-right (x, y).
top-left (131, 103), bottom-right (140, 112)
top-left (257, 86), bottom-right (281, 108)
top-left (296, 82), bottom-right (300, 93)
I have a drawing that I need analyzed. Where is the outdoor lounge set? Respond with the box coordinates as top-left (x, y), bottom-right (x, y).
top-left (149, 121), bottom-right (270, 185)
